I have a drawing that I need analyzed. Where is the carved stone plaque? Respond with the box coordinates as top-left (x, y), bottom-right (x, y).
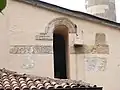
top-left (35, 33), bottom-right (53, 41)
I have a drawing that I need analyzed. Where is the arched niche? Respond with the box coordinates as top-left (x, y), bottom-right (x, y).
top-left (45, 17), bottom-right (77, 34)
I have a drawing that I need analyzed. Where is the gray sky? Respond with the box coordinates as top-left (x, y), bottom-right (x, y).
top-left (41, 0), bottom-right (120, 23)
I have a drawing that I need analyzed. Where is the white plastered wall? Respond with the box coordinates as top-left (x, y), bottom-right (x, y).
top-left (1, 0), bottom-right (120, 90)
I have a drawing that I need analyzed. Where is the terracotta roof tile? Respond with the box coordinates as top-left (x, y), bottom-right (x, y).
top-left (0, 68), bottom-right (97, 90)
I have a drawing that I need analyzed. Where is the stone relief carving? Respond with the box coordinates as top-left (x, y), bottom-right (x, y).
top-left (85, 57), bottom-right (107, 72)
top-left (10, 45), bottom-right (109, 54)
top-left (45, 17), bottom-right (76, 34)
top-left (10, 45), bottom-right (53, 54)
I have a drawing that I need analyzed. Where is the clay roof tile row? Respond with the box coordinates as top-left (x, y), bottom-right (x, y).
top-left (0, 68), bottom-right (97, 90)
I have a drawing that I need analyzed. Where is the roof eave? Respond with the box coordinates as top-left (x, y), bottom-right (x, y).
top-left (13, 0), bottom-right (120, 30)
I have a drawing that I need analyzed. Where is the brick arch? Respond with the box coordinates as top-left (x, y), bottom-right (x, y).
top-left (45, 17), bottom-right (76, 34)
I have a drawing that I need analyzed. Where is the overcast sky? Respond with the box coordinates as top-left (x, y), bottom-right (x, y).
top-left (41, 0), bottom-right (120, 23)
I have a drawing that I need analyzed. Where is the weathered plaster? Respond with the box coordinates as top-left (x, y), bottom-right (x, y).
top-left (85, 57), bottom-right (107, 72)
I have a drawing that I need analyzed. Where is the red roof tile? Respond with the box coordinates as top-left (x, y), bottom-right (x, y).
top-left (0, 68), bottom-right (97, 90)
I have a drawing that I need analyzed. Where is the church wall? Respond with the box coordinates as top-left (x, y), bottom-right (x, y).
top-left (0, 0), bottom-right (9, 69)
top-left (0, 0), bottom-right (120, 90)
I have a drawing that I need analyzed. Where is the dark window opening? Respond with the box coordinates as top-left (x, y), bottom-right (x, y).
top-left (53, 33), bottom-right (67, 79)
